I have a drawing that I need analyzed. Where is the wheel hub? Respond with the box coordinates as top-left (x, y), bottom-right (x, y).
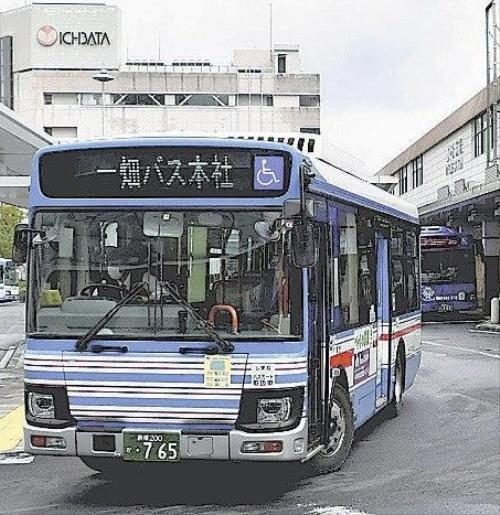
top-left (321, 399), bottom-right (346, 456)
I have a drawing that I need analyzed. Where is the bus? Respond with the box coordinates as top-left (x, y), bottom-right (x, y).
top-left (13, 137), bottom-right (421, 475)
top-left (420, 226), bottom-right (478, 315)
top-left (0, 257), bottom-right (19, 302)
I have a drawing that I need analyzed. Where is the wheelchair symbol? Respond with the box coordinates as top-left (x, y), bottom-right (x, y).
top-left (255, 159), bottom-right (280, 187)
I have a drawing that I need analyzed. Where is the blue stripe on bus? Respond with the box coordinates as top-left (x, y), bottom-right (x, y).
top-left (332, 328), bottom-right (355, 339)
top-left (69, 396), bottom-right (240, 409)
top-left (25, 370), bottom-right (64, 381)
top-left (351, 376), bottom-right (377, 429)
top-left (63, 372), bottom-right (221, 383)
top-left (25, 338), bottom-right (307, 356)
top-left (397, 310), bottom-right (421, 321)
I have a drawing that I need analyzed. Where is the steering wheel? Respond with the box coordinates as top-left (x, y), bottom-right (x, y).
top-left (80, 283), bottom-right (130, 300)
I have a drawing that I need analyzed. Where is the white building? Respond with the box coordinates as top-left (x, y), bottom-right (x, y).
top-left (375, 84), bottom-right (500, 314)
top-left (0, 2), bottom-right (320, 143)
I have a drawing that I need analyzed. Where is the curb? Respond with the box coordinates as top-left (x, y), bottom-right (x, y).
top-left (474, 322), bottom-right (500, 334)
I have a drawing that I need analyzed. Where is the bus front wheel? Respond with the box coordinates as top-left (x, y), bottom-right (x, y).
top-left (309, 384), bottom-right (354, 475)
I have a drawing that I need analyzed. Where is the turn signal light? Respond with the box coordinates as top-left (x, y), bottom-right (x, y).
top-left (241, 440), bottom-right (283, 453)
top-left (31, 435), bottom-right (66, 449)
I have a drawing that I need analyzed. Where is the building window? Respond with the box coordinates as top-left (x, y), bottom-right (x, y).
top-left (412, 154), bottom-right (423, 188)
top-left (112, 94), bottom-right (165, 106)
top-left (277, 54), bottom-right (287, 73)
top-left (299, 95), bottom-right (320, 107)
top-left (43, 93), bottom-right (53, 105)
top-left (300, 127), bottom-right (320, 135)
top-left (398, 165), bottom-right (409, 195)
top-left (237, 94), bottom-right (273, 107)
top-left (473, 111), bottom-right (488, 157)
top-left (0, 35), bottom-right (13, 109)
top-left (398, 155), bottom-right (424, 194)
top-left (80, 93), bottom-right (102, 106)
top-left (174, 94), bottom-right (229, 107)
top-left (43, 127), bottom-right (77, 139)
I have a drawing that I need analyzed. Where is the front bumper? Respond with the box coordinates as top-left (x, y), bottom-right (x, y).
top-left (24, 418), bottom-right (308, 462)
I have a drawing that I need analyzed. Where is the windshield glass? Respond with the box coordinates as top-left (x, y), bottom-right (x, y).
top-left (30, 210), bottom-right (302, 339)
top-left (421, 249), bottom-right (475, 283)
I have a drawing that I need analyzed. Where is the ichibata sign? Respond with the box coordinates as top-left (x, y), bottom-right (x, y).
top-left (36, 25), bottom-right (111, 47)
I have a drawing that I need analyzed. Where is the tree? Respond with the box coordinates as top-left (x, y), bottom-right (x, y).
top-left (0, 204), bottom-right (24, 258)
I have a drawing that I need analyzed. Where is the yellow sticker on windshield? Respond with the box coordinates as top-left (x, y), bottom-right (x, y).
top-left (204, 355), bottom-right (232, 388)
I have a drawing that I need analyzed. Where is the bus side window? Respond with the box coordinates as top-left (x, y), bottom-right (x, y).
top-left (391, 228), bottom-right (406, 314)
top-left (357, 215), bottom-right (375, 325)
top-left (338, 210), bottom-right (359, 328)
top-left (391, 226), bottom-right (419, 314)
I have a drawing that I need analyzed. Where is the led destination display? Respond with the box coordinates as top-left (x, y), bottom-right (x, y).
top-left (39, 147), bottom-right (291, 198)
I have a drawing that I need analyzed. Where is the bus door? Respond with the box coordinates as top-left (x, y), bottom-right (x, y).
top-left (308, 223), bottom-right (331, 446)
top-left (375, 230), bottom-right (391, 406)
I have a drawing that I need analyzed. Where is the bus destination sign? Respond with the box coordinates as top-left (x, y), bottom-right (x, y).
top-left (39, 147), bottom-right (291, 198)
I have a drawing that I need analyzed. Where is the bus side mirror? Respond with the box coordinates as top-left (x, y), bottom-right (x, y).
top-left (12, 224), bottom-right (29, 264)
top-left (291, 223), bottom-right (317, 268)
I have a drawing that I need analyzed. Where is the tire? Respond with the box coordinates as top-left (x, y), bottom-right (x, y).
top-left (308, 384), bottom-right (354, 475)
top-left (386, 348), bottom-right (405, 418)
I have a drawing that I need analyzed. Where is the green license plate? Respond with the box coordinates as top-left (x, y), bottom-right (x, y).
top-left (123, 432), bottom-right (180, 462)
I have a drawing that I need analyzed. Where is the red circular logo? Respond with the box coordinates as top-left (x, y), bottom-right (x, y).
top-left (37, 25), bottom-right (57, 46)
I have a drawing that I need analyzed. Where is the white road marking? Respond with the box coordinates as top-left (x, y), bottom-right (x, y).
top-left (300, 504), bottom-right (371, 515)
top-left (0, 452), bottom-right (34, 465)
top-left (423, 340), bottom-right (500, 359)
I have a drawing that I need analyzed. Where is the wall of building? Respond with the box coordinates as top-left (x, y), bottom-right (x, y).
top-left (0, 3), bottom-right (120, 72)
top-left (401, 120), bottom-right (490, 207)
top-left (14, 70), bottom-right (320, 140)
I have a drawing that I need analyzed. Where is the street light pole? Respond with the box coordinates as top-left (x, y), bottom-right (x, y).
top-left (92, 69), bottom-right (115, 137)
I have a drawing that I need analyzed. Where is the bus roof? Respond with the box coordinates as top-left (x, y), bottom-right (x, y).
top-left (310, 158), bottom-right (419, 224)
top-left (33, 137), bottom-right (419, 224)
top-left (421, 226), bottom-right (460, 237)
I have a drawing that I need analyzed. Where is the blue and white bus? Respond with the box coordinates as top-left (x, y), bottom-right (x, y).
top-left (14, 137), bottom-right (421, 475)
top-left (420, 226), bottom-right (478, 314)
top-left (0, 257), bottom-right (19, 302)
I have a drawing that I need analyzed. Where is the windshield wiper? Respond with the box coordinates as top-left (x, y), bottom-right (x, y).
top-left (160, 280), bottom-right (234, 354)
top-left (75, 282), bottom-right (147, 352)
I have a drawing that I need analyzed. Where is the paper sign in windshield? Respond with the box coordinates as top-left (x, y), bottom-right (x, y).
top-left (204, 355), bottom-right (232, 388)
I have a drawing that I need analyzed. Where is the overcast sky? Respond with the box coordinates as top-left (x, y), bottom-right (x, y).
top-left (5, 0), bottom-right (488, 173)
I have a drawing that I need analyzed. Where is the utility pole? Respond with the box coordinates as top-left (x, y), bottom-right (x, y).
top-left (269, 0), bottom-right (273, 68)
top-left (92, 69), bottom-right (115, 138)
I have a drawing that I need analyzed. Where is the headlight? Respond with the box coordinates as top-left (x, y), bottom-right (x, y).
top-left (257, 397), bottom-right (292, 424)
top-left (458, 291), bottom-right (466, 301)
top-left (28, 392), bottom-right (55, 419)
top-left (236, 387), bottom-right (304, 432)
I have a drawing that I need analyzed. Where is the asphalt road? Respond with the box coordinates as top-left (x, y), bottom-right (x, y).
top-left (0, 307), bottom-right (498, 515)
top-left (0, 302), bottom-right (25, 357)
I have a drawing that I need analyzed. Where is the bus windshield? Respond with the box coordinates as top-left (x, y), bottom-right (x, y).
top-left (29, 210), bottom-right (302, 339)
top-left (421, 249), bottom-right (474, 284)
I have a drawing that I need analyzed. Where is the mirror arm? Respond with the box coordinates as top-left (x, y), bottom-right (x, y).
top-left (299, 159), bottom-right (314, 225)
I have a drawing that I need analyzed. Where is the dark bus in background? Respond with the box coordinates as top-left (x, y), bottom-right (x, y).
top-left (420, 226), bottom-right (478, 314)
